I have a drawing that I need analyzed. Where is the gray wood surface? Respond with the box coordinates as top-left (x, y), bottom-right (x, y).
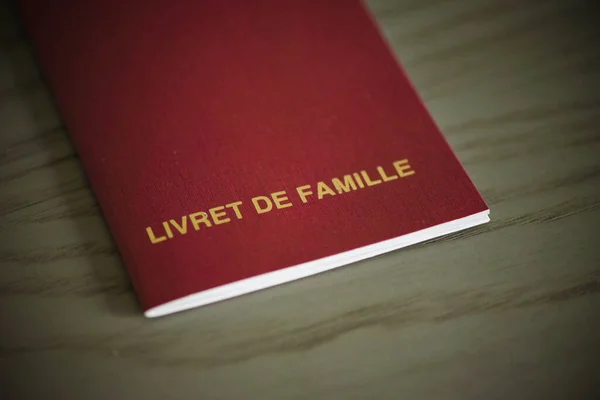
top-left (1, 0), bottom-right (599, 399)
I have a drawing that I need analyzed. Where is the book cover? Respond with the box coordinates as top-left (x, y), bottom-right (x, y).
top-left (19, 0), bottom-right (489, 317)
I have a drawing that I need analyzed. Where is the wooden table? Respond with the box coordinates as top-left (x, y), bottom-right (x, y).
top-left (1, 0), bottom-right (599, 398)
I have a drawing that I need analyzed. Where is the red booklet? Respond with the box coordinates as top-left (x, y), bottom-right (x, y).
top-left (20, 0), bottom-right (489, 317)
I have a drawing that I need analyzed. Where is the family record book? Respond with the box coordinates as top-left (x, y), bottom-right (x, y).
top-left (20, 0), bottom-right (490, 317)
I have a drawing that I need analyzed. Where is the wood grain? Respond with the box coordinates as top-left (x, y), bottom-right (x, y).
top-left (1, 0), bottom-right (599, 399)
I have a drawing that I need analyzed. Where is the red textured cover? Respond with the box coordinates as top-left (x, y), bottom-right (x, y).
top-left (19, 0), bottom-right (488, 313)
